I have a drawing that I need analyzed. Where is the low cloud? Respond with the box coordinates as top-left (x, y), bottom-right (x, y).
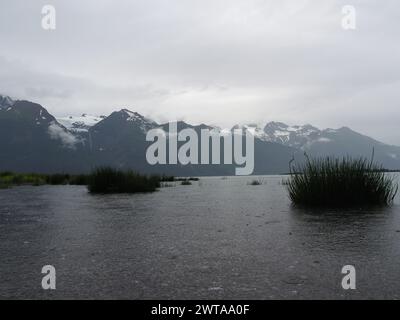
top-left (48, 122), bottom-right (79, 149)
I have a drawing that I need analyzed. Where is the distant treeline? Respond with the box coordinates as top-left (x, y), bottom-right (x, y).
top-left (0, 169), bottom-right (201, 193)
top-left (0, 171), bottom-right (89, 187)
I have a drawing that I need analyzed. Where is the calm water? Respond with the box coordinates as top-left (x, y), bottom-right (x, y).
top-left (1, 175), bottom-right (400, 299)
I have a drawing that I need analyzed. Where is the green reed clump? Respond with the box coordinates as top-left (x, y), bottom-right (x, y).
top-left (286, 155), bottom-right (398, 207)
top-left (87, 167), bottom-right (160, 194)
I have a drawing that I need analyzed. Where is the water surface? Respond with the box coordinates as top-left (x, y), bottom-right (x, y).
top-left (1, 175), bottom-right (400, 299)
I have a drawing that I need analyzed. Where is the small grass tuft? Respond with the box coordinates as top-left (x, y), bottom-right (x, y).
top-left (248, 179), bottom-right (263, 186)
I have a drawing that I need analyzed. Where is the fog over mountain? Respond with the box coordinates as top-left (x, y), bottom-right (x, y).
top-left (1, 95), bottom-right (399, 175)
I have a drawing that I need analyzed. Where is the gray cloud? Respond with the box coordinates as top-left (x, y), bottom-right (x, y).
top-left (48, 122), bottom-right (79, 148)
top-left (1, 0), bottom-right (400, 144)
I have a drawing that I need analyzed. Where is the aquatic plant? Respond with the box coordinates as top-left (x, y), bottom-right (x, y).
top-left (286, 154), bottom-right (398, 207)
top-left (87, 167), bottom-right (160, 193)
top-left (248, 179), bottom-right (263, 186)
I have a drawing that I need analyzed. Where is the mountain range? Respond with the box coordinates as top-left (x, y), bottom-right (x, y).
top-left (1, 94), bottom-right (399, 175)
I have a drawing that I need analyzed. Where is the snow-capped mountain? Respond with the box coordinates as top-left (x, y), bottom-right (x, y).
top-left (232, 121), bottom-right (400, 166)
top-left (231, 121), bottom-right (324, 148)
top-left (1, 95), bottom-right (400, 174)
top-left (262, 121), bottom-right (320, 148)
top-left (233, 121), bottom-right (324, 148)
top-left (0, 99), bottom-right (88, 173)
top-left (57, 109), bottom-right (157, 134)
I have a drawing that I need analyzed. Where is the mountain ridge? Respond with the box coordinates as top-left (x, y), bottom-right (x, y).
top-left (1, 94), bottom-right (399, 175)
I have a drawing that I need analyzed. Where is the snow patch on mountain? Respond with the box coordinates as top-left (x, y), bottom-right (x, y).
top-left (231, 122), bottom-right (322, 146)
top-left (57, 114), bottom-right (105, 132)
top-left (228, 121), bottom-right (346, 150)
top-left (261, 121), bottom-right (339, 149)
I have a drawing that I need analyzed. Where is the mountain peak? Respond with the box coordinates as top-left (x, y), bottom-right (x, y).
top-left (93, 108), bottom-right (158, 134)
top-left (118, 109), bottom-right (157, 126)
top-left (119, 108), bottom-right (136, 115)
top-left (117, 109), bottom-right (146, 121)
top-left (0, 95), bottom-right (15, 109)
top-left (264, 121), bottom-right (288, 129)
top-left (337, 126), bottom-right (352, 132)
top-left (5, 100), bottom-right (56, 125)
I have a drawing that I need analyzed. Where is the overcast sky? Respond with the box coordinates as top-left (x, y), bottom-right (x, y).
top-left (1, 0), bottom-right (400, 144)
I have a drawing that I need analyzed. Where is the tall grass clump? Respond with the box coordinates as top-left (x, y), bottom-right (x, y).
top-left (87, 167), bottom-right (160, 194)
top-left (286, 154), bottom-right (398, 207)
